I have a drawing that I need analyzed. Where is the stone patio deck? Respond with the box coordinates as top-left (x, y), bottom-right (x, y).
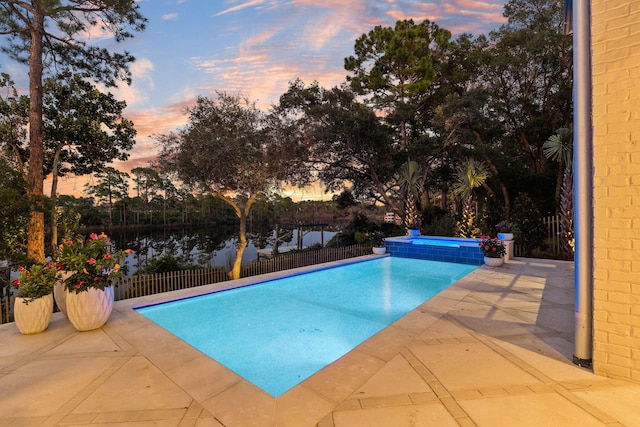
top-left (1, 256), bottom-right (639, 426)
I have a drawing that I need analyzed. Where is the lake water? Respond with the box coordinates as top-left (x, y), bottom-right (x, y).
top-left (95, 225), bottom-right (337, 276)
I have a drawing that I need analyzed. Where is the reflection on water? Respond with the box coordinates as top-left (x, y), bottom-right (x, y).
top-left (92, 223), bottom-right (337, 276)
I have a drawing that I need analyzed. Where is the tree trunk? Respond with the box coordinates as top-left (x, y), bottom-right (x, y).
top-left (107, 182), bottom-right (113, 226)
top-left (222, 191), bottom-right (257, 280)
top-left (26, 12), bottom-right (46, 263)
top-left (230, 212), bottom-right (248, 280)
top-left (50, 145), bottom-right (63, 256)
top-left (472, 129), bottom-right (511, 218)
top-left (554, 159), bottom-right (566, 215)
top-left (369, 165), bottom-right (403, 219)
top-left (560, 168), bottom-right (574, 259)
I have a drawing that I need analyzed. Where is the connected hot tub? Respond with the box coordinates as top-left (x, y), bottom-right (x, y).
top-left (384, 235), bottom-right (484, 265)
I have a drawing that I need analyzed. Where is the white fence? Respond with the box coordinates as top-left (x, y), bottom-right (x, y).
top-left (513, 215), bottom-right (564, 257)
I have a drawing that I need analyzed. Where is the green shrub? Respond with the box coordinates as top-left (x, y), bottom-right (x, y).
top-left (511, 193), bottom-right (545, 257)
top-left (140, 255), bottom-right (192, 274)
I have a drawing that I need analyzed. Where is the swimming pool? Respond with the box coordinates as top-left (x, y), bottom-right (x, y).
top-left (135, 257), bottom-right (477, 397)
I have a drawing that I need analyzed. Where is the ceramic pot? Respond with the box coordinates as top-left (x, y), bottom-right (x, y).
top-left (483, 256), bottom-right (505, 267)
top-left (407, 229), bottom-right (420, 237)
top-left (54, 270), bottom-right (75, 316)
top-left (14, 293), bottom-right (53, 335)
top-left (53, 281), bottom-right (67, 316)
top-left (66, 285), bottom-right (114, 331)
top-left (497, 232), bottom-right (514, 241)
top-left (372, 247), bottom-right (386, 255)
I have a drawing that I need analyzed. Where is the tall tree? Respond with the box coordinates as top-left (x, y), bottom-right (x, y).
top-left (345, 19), bottom-right (451, 150)
top-left (276, 81), bottom-right (400, 213)
top-left (0, 72), bottom-right (29, 170)
top-left (130, 167), bottom-right (157, 223)
top-left (480, 0), bottom-right (572, 174)
top-left (43, 72), bottom-right (136, 250)
top-left (157, 92), bottom-right (308, 279)
top-left (434, 86), bottom-right (512, 215)
top-left (0, 155), bottom-right (29, 265)
top-left (83, 167), bottom-right (129, 227)
top-left (157, 171), bottom-right (180, 226)
top-left (0, 0), bottom-right (146, 262)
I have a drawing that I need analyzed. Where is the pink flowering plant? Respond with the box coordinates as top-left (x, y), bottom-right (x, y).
top-left (57, 233), bottom-right (133, 294)
top-left (479, 236), bottom-right (506, 258)
top-left (366, 231), bottom-right (385, 248)
top-left (12, 262), bottom-right (60, 304)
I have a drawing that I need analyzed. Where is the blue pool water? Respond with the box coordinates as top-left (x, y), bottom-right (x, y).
top-left (410, 238), bottom-right (461, 247)
top-left (135, 257), bottom-right (477, 397)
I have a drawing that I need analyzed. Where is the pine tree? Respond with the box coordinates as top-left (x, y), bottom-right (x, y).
top-left (0, 1), bottom-right (146, 262)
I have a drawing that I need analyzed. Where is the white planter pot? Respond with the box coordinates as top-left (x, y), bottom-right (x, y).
top-left (66, 286), bottom-right (114, 331)
top-left (484, 256), bottom-right (505, 267)
top-left (372, 247), bottom-right (386, 255)
top-left (14, 294), bottom-right (53, 335)
top-left (53, 281), bottom-right (67, 316)
top-left (497, 232), bottom-right (514, 241)
top-left (54, 271), bottom-right (75, 316)
top-left (407, 229), bottom-right (420, 236)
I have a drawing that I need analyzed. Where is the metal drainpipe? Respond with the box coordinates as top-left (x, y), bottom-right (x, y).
top-left (572, 0), bottom-right (593, 368)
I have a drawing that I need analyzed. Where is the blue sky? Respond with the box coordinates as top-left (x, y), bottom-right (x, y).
top-left (2, 0), bottom-right (508, 198)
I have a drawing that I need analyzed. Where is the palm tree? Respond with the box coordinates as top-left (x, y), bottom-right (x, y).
top-left (543, 128), bottom-right (573, 211)
top-left (398, 160), bottom-right (424, 230)
top-left (452, 158), bottom-right (490, 238)
top-left (452, 158), bottom-right (490, 200)
top-left (544, 128), bottom-right (574, 258)
top-left (543, 128), bottom-right (573, 168)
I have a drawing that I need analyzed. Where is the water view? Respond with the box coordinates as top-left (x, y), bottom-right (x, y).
top-left (93, 224), bottom-right (338, 277)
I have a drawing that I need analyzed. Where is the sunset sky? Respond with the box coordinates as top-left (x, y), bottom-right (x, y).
top-left (2, 0), bottom-right (508, 200)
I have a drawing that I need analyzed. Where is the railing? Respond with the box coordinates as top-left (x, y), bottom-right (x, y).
top-left (114, 267), bottom-right (229, 300)
top-left (241, 244), bottom-right (371, 277)
top-left (1, 243), bottom-right (372, 324)
top-left (543, 214), bottom-right (562, 255)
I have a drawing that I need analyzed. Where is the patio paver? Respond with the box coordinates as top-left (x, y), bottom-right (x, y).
top-left (1, 257), bottom-right (640, 426)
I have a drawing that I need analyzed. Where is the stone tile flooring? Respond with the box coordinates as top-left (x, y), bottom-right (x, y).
top-left (1, 256), bottom-right (639, 426)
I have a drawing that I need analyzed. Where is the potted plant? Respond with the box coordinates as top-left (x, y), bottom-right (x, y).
top-left (479, 235), bottom-right (506, 266)
top-left (11, 262), bottom-right (59, 334)
top-left (496, 221), bottom-right (514, 241)
top-left (368, 231), bottom-right (386, 255)
top-left (406, 221), bottom-right (420, 236)
top-left (57, 232), bottom-right (132, 331)
top-left (404, 210), bottom-right (421, 236)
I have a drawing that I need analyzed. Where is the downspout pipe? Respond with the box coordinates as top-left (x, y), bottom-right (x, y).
top-left (572, 0), bottom-right (593, 368)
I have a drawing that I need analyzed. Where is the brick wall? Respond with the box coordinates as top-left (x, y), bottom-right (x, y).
top-left (591, 0), bottom-right (640, 381)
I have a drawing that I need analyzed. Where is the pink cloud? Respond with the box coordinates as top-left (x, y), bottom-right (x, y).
top-left (47, 0), bottom-right (510, 199)
top-left (240, 28), bottom-right (281, 50)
